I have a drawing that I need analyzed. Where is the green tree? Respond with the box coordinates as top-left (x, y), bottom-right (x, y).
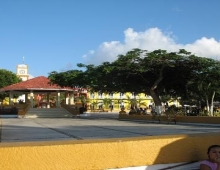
top-left (48, 49), bottom-right (220, 116)
top-left (89, 100), bottom-right (98, 110)
top-left (49, 69), bottom-right (84, 88)
top-left (125, 94), bottom-right (147, 109)
top-left (102, 98), bottom-right (112, 110)
top-left (77, 95), bottom-right (88, 108)
top-left (0, 69), bottom-right (22, 101)
top-left (186, 58), bottom-right (220, 115)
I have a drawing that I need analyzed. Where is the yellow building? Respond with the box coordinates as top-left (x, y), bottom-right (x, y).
top-left (87, 92), bottom-right (153, 111)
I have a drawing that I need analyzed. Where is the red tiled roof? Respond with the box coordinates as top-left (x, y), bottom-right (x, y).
top-left (0, 76), bottom-right (73, 92)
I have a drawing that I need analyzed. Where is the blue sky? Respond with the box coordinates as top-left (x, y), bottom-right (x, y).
top-left (0, 0), bottom-right (220, 78)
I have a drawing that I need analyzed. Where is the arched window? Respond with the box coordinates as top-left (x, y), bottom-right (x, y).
top-left (90, 92), bottom-right (94, 99)
top-left (98, 92), bottom-right (103, 99)
top-left (119, 92), bottom-right (124, 98)
top-left (109, 93), bottom-right (114, 99)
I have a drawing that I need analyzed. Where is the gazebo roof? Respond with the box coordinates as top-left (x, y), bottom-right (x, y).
top-left (0, 76), bottom-right (73, 93)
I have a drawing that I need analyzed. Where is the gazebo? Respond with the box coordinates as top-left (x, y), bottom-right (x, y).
top-left (0, 76), bottom-right (76, 108)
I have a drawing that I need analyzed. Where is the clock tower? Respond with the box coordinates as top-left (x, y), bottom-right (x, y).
top-left (16, 64), bottom-right (29, 81)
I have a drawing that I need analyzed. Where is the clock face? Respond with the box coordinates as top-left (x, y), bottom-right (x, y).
top-left (19, 70), bottom-right (25, 74)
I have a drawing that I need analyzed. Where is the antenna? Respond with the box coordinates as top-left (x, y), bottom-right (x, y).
top-left (23, 56), bottom-right (25, 64)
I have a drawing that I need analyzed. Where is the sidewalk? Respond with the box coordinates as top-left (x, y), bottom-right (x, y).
top-left (1, 112), bottom-right (215, 169)
top-left (109, 161), bottom-right (200, 170)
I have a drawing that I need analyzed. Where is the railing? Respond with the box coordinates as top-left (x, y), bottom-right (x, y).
top-left (61, 104), bottom-right (80, 115)
top-left (20, 103), bottom-right (31, 116)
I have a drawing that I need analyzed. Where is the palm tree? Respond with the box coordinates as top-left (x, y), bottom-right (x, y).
top-left (126, 94), bottom-right (147, 109)
top-left (102, 98), bottom-right (112, 110)
top-left (78, 95), bottom-right (89, 109)
top-left (90, 100), bottom-right (100, 110)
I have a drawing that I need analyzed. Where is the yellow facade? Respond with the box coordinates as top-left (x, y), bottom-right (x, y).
top-left (86, 92), bottom-right (180, 111)
top-left (87, 92), bottom-right (153, 111)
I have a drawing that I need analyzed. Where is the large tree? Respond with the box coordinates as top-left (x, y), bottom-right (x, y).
top-left (48, 49), bottom-right (220, 115)
top-left (0, 69), bottom-right (22, 101)
top-left (186, 57), bottom-right (220, 115)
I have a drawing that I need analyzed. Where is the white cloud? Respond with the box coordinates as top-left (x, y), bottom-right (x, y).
top-left (82, 50), bottom-right (95, 59)
top-left (185, 37), bottom-right (220, 59)
top-left (82, 27), bottom-right (220, 65)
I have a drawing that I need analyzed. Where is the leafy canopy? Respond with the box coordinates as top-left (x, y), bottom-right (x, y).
top-left (0, 69), bottom-right (22, 100)
top-left (48, 49), bottom-right (220, 105)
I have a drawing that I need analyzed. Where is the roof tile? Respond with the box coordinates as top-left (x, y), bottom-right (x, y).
top-left (0, 76), bottom-right (72, 91)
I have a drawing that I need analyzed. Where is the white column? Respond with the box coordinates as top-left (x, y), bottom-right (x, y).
top-left (70, 92), bottom-right (74, 105)
top-left (66, 92), bottom-right (70, 105)
top-left (25, 93), bottom-right (28, 103)
top-left (47, 93), bottom-right (50, 108)
top-left (56, 92), bottom-right (60, 108)
top-left (30, 91), bottom-right (34, 108)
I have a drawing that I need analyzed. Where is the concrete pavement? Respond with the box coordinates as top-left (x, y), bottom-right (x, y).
top-left (1, 112), bottom-right (220, 143)
top-left (1, 112), bottom-right (219, 169)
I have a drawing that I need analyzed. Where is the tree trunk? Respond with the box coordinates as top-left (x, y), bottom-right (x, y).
top-left (206, 96), bottom-right (210, 114)
top-left (150, 65), bottom-right (164, 114)
top-left (150, 89), bottom-right (162, 114)
top-left (150, 89), bottom-right (162, 106)
top-left (210, 91), bottom-right (215, 116)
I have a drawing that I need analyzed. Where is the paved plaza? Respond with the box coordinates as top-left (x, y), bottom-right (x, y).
top-left (1, 112), bottom-right (220, 143)
top-left (1, 112), bottom-right (219, 169)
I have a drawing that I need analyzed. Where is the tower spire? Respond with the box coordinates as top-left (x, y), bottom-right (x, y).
top-left (23, 56), bottom-right (25, 64)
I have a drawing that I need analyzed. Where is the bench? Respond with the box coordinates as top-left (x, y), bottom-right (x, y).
top-left (90, 109), bottom-right (108, 112)
top-left (166, 113), bottom-right (177, 124)
top-left (152, 112), bottom-right (177, 124)
top-left (163, 106), bottom-right (181, 124)
top-left (152, 113), bottom-right (161, 123)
